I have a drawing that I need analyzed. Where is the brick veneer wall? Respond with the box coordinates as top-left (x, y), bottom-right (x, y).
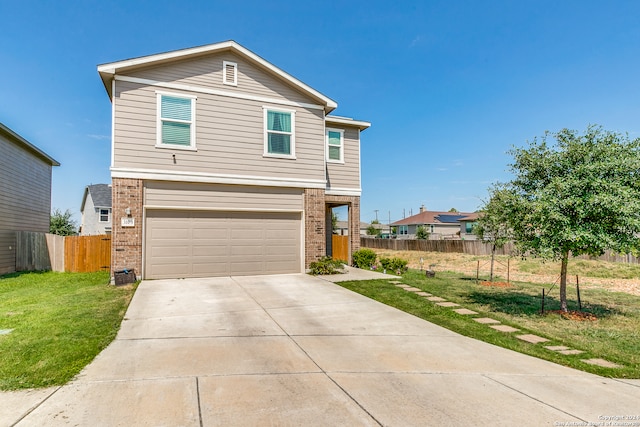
top-left (304, 188), bottom-right (326, 268)
top-left (111, 178), bottom-right (143, 278)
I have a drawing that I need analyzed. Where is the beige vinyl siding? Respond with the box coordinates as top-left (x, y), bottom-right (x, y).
top-left (126, 52), bottom-right (316, 106)
top-left (326, 126), bottom-right (361, 191)
top-left (0, 136), bottom-right (53, 274)
top-left (144, 182), bottom-right (303, 211)
top-left (113, 80), bottom-right (325, 182)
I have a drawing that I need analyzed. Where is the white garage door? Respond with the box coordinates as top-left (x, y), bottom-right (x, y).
top-left (145, 210), bottom-right (301, 279)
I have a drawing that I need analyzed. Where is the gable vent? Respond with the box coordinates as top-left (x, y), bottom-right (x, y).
top-left (223, 61), bottom-right (237, 86)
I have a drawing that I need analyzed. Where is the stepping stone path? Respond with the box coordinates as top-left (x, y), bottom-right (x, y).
top-left (490, 325), bottom-right (520, 333)
top-left (454, 308), bottom-right (478, 315)
top-left (581, 358), bottom-right (622, 369)
top-left (473, 317), bottom-right (501, 324)
top-left (436, 302), bottom-right (460, 307)
top-left (390, 283), bottom-right (620, 368)
top-left (516, 334), bottom-right (549, 344)
top-left (558, 349), bottom-right (584, 355)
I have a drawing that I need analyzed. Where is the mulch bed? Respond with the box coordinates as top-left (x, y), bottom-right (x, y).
top-left (546, 310), bottom-right (598, 321)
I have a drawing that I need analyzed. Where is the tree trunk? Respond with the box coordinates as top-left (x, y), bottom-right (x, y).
top-left (559, 251), bottom-right (569, 312)
top-left (489, 243), bottom-right (496, 282)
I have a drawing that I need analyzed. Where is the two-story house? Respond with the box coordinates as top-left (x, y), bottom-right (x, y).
top-left (0, 122), bottom-right (59, 275)
top-left (79, 184), bottom-right (112, 235)
top-left (98, 41), bottom-right (369, 279)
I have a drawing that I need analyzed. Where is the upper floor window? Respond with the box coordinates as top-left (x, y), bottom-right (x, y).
top-left (326, 128), bottom-right (344, 163)
top-left (156, 92), bottom-right (197, 150)
top-left (223, 61), bottom-right (237, 86)
top-left (263, 107), bottom-right (295, 158)
top-left (99, 209), bottom-right (110, 223)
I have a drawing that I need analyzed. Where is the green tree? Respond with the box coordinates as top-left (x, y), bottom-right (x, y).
top-left (415, 225), bottom-right (429, 240)
top-left (331, 211), bottom-right (339, 234)
top-left (366, 225), bottom-right (381, 237)
top-left (448, 207), bottom-right (458, 212)
top-left (371, 219), bottom-right (380, 224)
top-left (50, 209), bottom-right (77, 236)
top-left (484, 126), bottom-right (640, 311)
top-left (474, 188), bottom-right (515, 281)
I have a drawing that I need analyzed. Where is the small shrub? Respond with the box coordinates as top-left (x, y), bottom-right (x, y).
top-left (309, 257), bottom-right (345, 275)
top-left (380, 257), bottom-right (409, 275)
top-left (352, 248), bottom-right (377, 269)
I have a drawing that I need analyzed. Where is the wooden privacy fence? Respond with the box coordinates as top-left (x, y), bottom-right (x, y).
top-left (360, 237), bottom-right (640, 263)
top-left (361, 238), bottom-right (515, 256)
top-left (15, 232), bottom-right (111, 273)
top-left (64, 235), bottom-right (111, 273)
top-left (332, 235), bottom-right (349, 262)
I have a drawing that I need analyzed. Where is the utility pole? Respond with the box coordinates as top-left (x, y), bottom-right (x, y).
top-left (374, 209), bottom-right (379, 222)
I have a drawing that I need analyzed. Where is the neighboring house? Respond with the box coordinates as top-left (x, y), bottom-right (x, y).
top-left (98, 41), bottom-right (370, 279)
top-left (79, 184), bottom-right (113, 235)
top-left (391, 206), bottom-right (476, 240)
top-left (458, 212), bottom-right (481, 240)
top-left (335, 221), bottom-right (389, 236)
top-left (0, 122), bottom-right (59, 275)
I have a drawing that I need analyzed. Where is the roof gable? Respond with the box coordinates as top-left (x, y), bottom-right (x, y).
top-left (81, 184), bottom-right (112, 211)
top-left (98, 40), bottom-right (337, 112)
top-left (0, 122), bottom-right (59, 166)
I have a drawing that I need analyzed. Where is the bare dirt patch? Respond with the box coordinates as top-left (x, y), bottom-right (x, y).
top-left (371, 249), bottom-right (640, 296)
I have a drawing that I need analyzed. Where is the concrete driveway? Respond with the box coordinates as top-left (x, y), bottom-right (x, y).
top-left (6, 274), bottom-right (640, 426)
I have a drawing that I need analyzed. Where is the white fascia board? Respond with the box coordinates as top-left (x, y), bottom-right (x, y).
top-left (111, 167), bottom-right (326, 189)
top-left (325, 187), bottom-right (362, 197)
top-left (97, 41), bottom-right (338, 110)
top-left (325, 115), bottom-right (371, 130)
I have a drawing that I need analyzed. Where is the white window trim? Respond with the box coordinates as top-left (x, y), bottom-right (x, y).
top-left (326, 128), bottom-right (344, 164)
top-left (223, 61), bottom-right (238, 86)
top-left (99, 208), bottom-right (111, 223)
top-left (155, 91), bottom-right (197, 151)
top-left (263, 106), bottom-right (296, 159)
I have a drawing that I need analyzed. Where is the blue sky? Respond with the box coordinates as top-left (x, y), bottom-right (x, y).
top-left (2, 1), bottom-right (640, 224)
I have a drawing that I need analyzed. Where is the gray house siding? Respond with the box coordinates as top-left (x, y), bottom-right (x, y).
top-left (326, 126), bottom-right (361, 192)
top-left (113, 79), bottom-right (326, 183)
top-left (0, 125), bottom-right (57, 274)
top-left (127, 52), bottom-right (316, 106)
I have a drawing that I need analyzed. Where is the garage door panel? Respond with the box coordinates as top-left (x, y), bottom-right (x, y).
top-left (146, 210), bottom-right (301, 279)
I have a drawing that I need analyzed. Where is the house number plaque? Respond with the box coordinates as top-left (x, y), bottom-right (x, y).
top-left (121, 217), bottom-right (135, 227)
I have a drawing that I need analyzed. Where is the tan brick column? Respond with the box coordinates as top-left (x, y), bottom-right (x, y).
top-left (111, 178), bottom-right (143, 279)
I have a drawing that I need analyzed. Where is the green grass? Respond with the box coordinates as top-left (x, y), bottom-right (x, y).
top-left (0, 271), bottom-right (136, 390)
top-left (337, 270), bottom-right (640, 378)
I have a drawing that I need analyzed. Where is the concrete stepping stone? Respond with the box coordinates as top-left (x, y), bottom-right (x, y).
top-left (545, 346), bottom-right (570, 351)
top-left (558, 349), bottom-right (584, 355)
top-left (426, 296), bottom-right (447, 302)
top-left (404, 287), bottom-right (423, 292)
top-left (389, 281), bottom-right (403, 284)
top-left (473, 317), bottom-right (501, 324)
top-left (395, 284), bottom-right (411, 288)
top-left (416, 292), bottom-right (432, 297)
top-left (0, 329), bottom-right (13, 335)
top-left (436, 302), bottom-right (460, 307)
top-left (581, 358), bottom-right (622, 369)
top-left (454, 308), bottom-right (478, 315)
top-left (516, 334), bottom-right (549, 344)
top-left (490, 325), bottom-right (519, 333)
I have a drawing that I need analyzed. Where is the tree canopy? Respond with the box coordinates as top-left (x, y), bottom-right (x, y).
top-left (50, 209), bottom-right (77, 236)
top-left (481, 126), bottom-right (640, 310)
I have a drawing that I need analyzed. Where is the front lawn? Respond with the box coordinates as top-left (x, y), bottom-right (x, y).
top-left (337, 269), bottom-right (640, 378)
top-left (0, 271), bottom-right (136, 390)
